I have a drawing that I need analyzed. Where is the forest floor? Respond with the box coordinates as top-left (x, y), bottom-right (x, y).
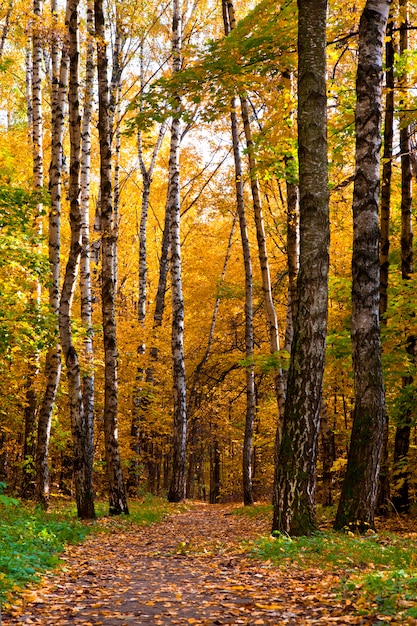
top-left (1, 502), bottom-right (409, 626)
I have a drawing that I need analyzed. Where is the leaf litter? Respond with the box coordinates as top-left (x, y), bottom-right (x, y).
top-left (1, 503), bottom-right (394, 625)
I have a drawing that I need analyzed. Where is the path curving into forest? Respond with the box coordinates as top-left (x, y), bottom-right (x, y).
top-left (3, 503), bottom-right (365, 625)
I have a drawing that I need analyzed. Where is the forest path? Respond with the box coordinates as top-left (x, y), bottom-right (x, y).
top-left (3, 502), bottom-right (364, 625)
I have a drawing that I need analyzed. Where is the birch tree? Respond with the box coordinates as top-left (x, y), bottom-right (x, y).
top-left (21, 0), bottom-right (44, 499)
top-left (36, 0), bottom-right (68, 509)
top-left (393, 0), bottom-right (414, 514)
top-left (95, 0), bottom-right (129, 515)
top-left (222, 0), bottom-right (255, 507)
top-left (167, 0), bottom-right (187, 503)
top-left (272, 0), bottom-right (329, 536)
top-left (377, 9), bottom-right (394, 514)
top-left (335, 0), bottom-right (389, 532)
top-left (59, 0), bottom-right (95, 519)
top-left (79, 0), bottom-right (95, 494)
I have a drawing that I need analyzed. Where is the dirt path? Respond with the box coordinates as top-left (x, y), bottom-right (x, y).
top-left (3, 503), bottom-right (366, 625)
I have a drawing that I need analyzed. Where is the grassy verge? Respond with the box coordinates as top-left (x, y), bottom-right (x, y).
top-left (236, 504), bottom-right (417, 621)
top-left (0, 493), bottom-right (174, 605)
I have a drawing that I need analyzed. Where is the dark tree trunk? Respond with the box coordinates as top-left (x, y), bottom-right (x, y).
top-left (59, 0), bottom-right (95, 520)
top-left (36, 0), bottom-right (68, 510)
top-left (376, 12), bottom-right (394, 516)
top-left (95, 0), bottom-right (128, 515)
top-left (21, 0), bottom-right (44, 501)
top-left (320, 401), bottom-right (335, 507)
top-left (334, 0), bottom-right (389, 533)
top-left (393, 0), bottom-right (414, 514)
top-left (272, 0), bottom-right (329, 536)
top-left (210, 437), bottom-right (221, 504)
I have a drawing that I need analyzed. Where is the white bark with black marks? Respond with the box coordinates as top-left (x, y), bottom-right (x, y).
top-left (36, 0), bottom-right (68, 509)
top-left (335, 0), bottom-right (389, 532)
top-left (95, 0), bottom-right (129, 515)
top-left (167, 0), bottom-right (187, 503)
top-left (273, 0), bottom-right (329, 536)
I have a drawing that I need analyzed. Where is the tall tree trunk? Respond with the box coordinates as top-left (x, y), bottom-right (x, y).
top-left (80, 0), bottom-right (95, 497)
top-left (25, 46), bottom-right (33, 128)
top-left (95, 0), bottom-right (129, 515)
top-left (21, 0), bottom-right (44, 499)
top-left (36, 0), bottom-right (68, 509)
top-left (272, 0), bottom-right (329, 536)
top-left (377, 12), bottom-right (395, 515)
top-left (393, 0), bottom-right (413, 514)
top-left (222, 0), bottom-right (255, 507)
top-left (334, 0), bottom-right (389, 532)
top-left (59, 0), bottom-right (95, 520)
top-left (167, 0), bottom-right (187, 503)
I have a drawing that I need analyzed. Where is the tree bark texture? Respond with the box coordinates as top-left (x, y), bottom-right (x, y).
top-left (272, 0), bottom-right (329, 536)
top-left (80, 0), bottom-right (95, 495)
top-left (377, 12), bottom-right (394, 515)
top-left (21, 0), bottom-right (44, 499)
top-left (167, 0), bottom-right (187, 503)
top-left (36, 0), bottom-right (68, 509)
top-left (95, 0), bottom-right (129, 515)
top-left (393, 0), bottom-right (414, 514)
top-left (335, 0), bottom-right (389, 532)
top-left (59, 0), bottom-right (95, 520)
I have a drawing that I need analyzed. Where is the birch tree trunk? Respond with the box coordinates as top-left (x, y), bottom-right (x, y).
top-left (167, 0), bottom-right (187, 503)
top-left (272, 0), bottom-right (329, 536)
top-left (377, 12), bottom-right (394, 514)
top-left (59, 0), bottom-right (95, 519)
top-left (95, 0), bottom-right (129, 515)
top-left (21, 0), bottom-right (44, 499)
top-left (25, 46), bottom-right (33, 128)
top-left (335, 0), bottom-right (389, 532)
top-left (222, 0), bottom-right (255, 507)
top-left (393, 0), bottom-right (414, 514)
top-left (36, 0), bottom-right (68, 509)
top-left (80, 0), bottom-right (95, 490)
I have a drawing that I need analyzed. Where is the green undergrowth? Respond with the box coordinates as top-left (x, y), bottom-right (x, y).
top-left (230, 503), bottom-right (273, 518)
top-left (0, 493), bottom-right (175, 604)
top-left (251, 527), bottom-right (417, 621)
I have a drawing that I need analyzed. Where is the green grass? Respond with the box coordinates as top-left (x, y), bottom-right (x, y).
top-left (251, 529), bottom-right (417, 620)
top-left (0, 500), bottom-right (91, 603)
top-left (0, 493), bottom-right (175, 604)
top-left (231, 503), bottom-right (273, 518)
